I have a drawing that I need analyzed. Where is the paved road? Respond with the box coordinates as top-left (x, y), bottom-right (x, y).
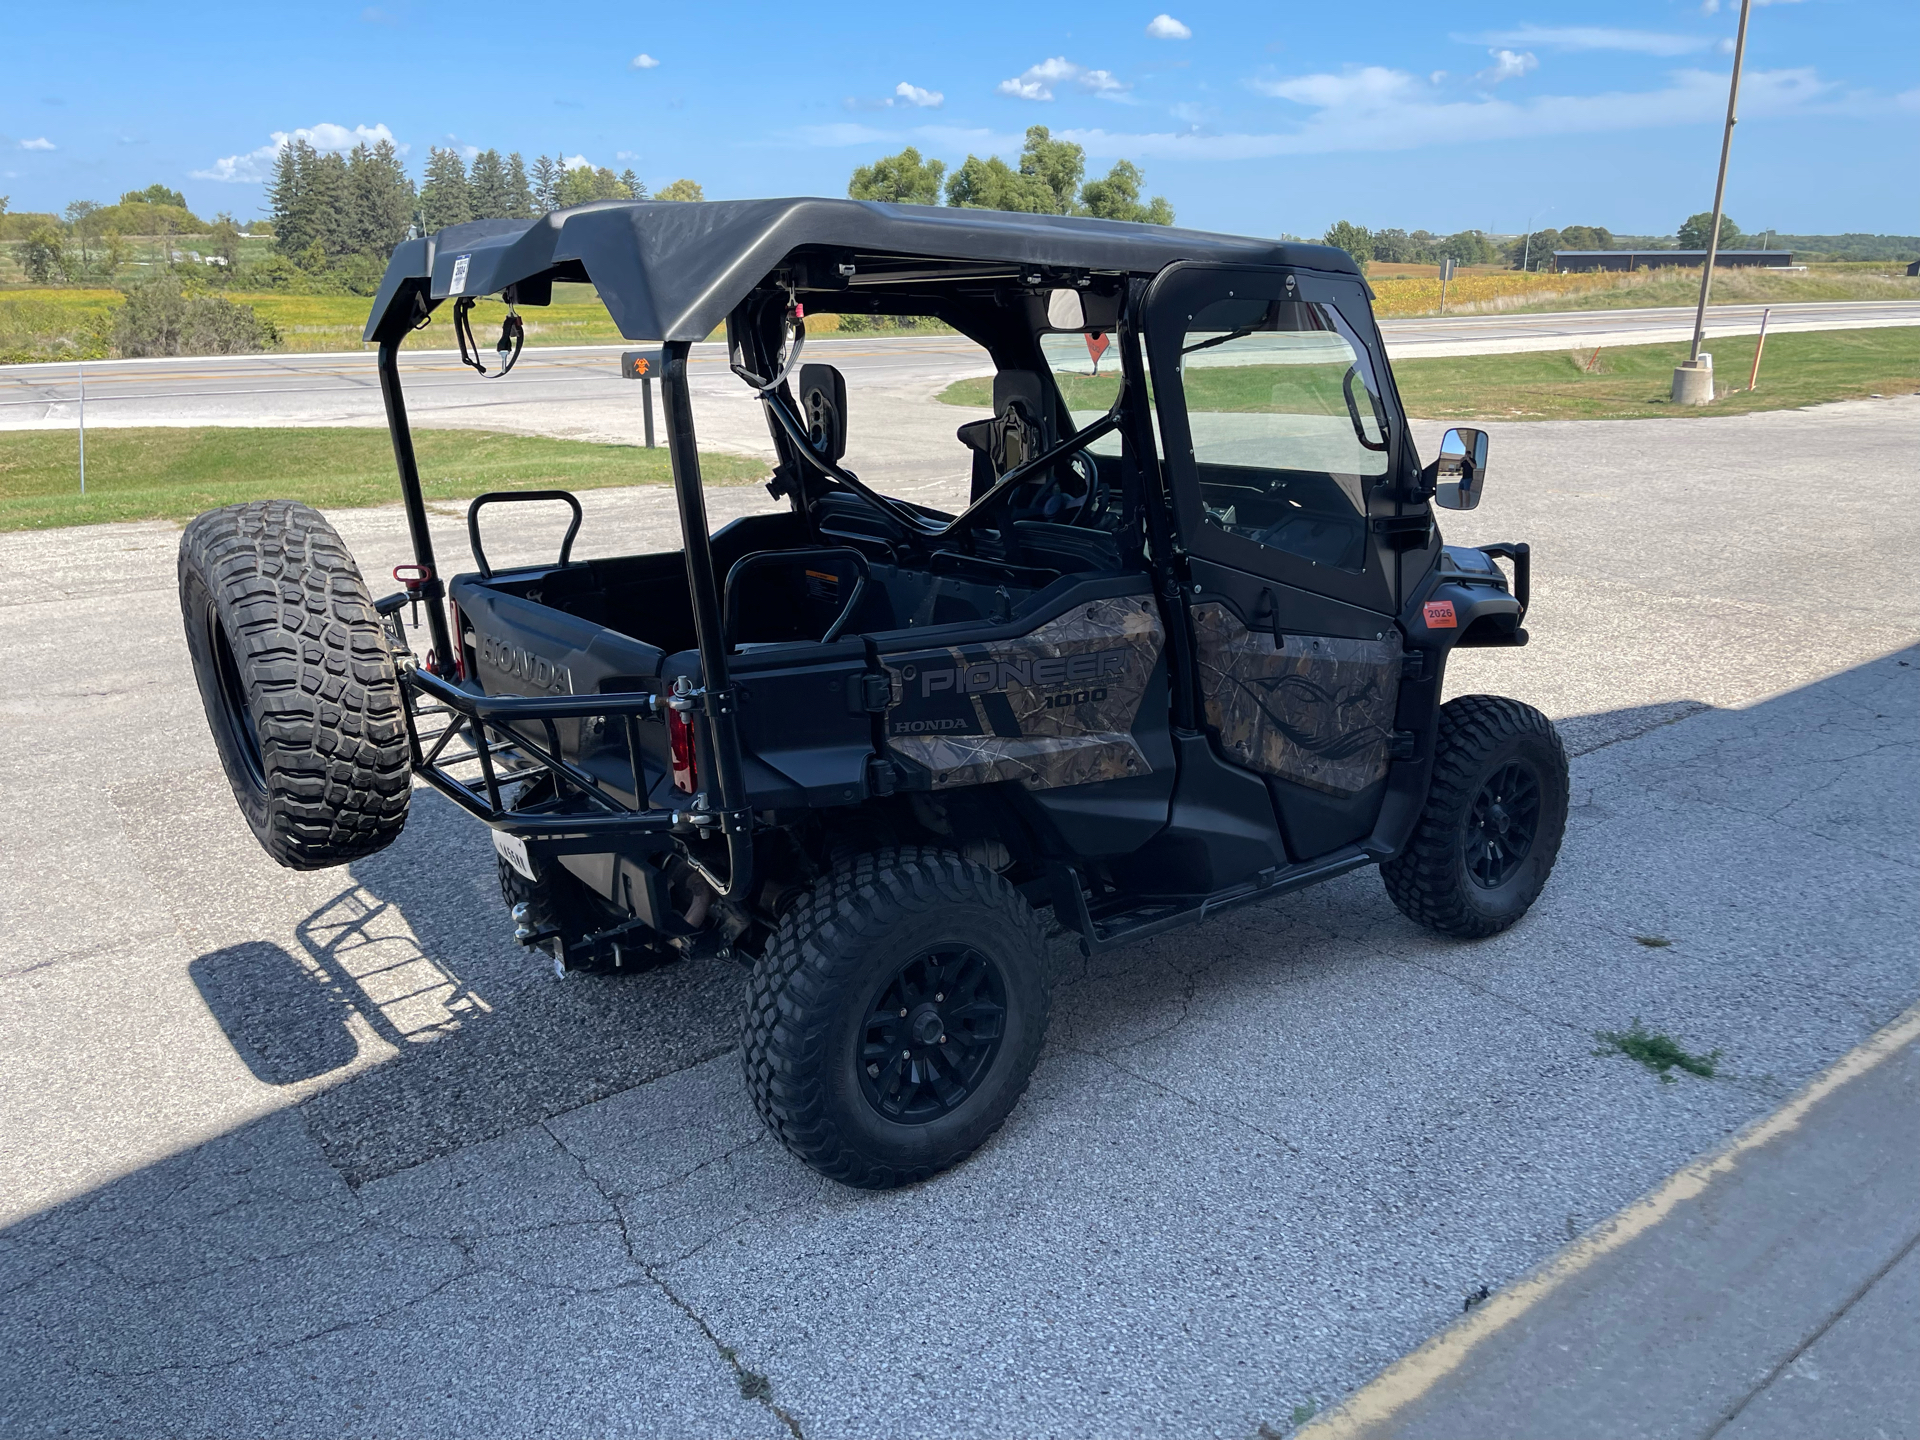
top-left (0, 397), bottom-right (1915, 1435)
top-left (1303, 1014), bottom-right (1920, 1440)
top-left (2, 301), bottom-right (1914, 452)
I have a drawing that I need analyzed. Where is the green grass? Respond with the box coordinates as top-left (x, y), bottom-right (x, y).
top-left (1593, 1020), bottom-right (1722, 1084)
top-left (937, 328), bottom-right (1919, 423)
top-left (0, 426), bottom-right (766, 532)
top-left (1390, 326), bottom-right (1919, 421)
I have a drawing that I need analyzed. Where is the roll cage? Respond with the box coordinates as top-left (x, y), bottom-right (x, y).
top-left (365, 201), bottom-right (1372, 911)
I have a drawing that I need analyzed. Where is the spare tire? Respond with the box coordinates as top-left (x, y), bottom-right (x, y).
top-left (178, 500), bottom-right (409, 869)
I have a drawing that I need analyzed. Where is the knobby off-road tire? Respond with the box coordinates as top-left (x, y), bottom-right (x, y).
top-left (179, 500), bottom-right (409, 869)
top-left (1381, 695), bottom-right (1569, 938)
top-left (742, 848), bottom-right (1052, 1189)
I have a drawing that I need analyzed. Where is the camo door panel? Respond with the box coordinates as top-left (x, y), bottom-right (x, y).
top-left (1192, 601), bottom-right (1401, 796)
top-left (881, 596), bottom-right (1164, 790)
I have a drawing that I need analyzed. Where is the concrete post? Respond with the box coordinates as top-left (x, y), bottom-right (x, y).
top-left (1673, 354), bottom-right (1715, 406)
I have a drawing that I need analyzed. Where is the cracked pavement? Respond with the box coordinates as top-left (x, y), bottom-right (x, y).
top-left (0, 396), bottom-right (1915, 1436)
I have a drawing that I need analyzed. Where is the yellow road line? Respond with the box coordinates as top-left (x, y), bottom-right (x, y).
top-left (1297, 999), bottom-right (1920, 1440)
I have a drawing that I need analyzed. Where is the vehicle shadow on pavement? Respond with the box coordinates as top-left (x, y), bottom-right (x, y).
top-left (4, 652), bottom-right (1914, 1437)
top-left (191, 785), bottom-right (747, 1187)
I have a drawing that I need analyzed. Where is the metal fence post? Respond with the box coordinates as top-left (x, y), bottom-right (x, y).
top-left (643, 375), bottom-right (656, 448)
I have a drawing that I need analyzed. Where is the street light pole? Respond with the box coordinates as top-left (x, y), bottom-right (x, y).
top-left (1688, 0), bottom-right (1754, 364)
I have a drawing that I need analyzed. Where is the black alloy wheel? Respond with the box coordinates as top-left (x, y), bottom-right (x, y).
top-left (1464, 759), bottom-right (1541, 889)
top-left (1380, 694), bottom-right (1569, 938)
top-left (860, 946), bottom-right (1008, 1124)
top-left (742, 847), bottom-right (1053, 1189)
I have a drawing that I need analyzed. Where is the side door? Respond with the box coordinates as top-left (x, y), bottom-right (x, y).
top-left (1145, 263), bottom-right (1424, 859)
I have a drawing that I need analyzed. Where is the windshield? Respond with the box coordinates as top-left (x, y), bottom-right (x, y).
top-left (1175, 298), bottom-right (1389, 572)
top-left (1040, 332), bottom-right (1124, 456)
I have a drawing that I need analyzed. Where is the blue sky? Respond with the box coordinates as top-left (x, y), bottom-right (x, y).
top-left (3, 0), bottom-right (1915, 239)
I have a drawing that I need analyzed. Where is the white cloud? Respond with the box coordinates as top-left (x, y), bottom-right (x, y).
top-left (1477, 26), bottom-right (1713, 57)
top-left (20, 137), bottom-right (56, 151)
top-left (1253, 66), bottom-right (1417, 110)
top-left (191, 122), bottom-right (400, 182)
top-left (1146, 14), bottom-right (1191, 40)
top-left (997, 57), bottom-right (1131, 102)
top-left (1896, 88), bottom-right (1920, 113)
top-left (630, 53), bottom-right (659, 69)
top-left (894, 81), bottom-right (944, 108)
top-left (616, 149), bottom-right (640, 161)
top-left (1139, 64), bottom-right (1836, 159)
top-left (562, 154), bottom-right (592, 170)
top-left (1477, 49), bottom-right (1538, 86)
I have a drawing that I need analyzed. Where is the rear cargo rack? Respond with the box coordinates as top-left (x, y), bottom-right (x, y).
top-left (400, 667), bottom-right (678, 844)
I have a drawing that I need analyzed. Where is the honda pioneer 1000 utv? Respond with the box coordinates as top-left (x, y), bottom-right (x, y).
top-left (179, 199), bottom-right (1567, 1188)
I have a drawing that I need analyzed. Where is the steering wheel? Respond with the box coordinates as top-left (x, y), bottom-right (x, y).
top-left (1005, 451), bottom-right (1099, 525)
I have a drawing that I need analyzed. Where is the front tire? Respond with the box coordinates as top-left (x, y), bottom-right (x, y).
top-left (178, 500), bottom-right (409, 869)
top-left (742, 848), bottom-right (1052, 1189)
top-left (1381, 695), bottom-right (1569, 938)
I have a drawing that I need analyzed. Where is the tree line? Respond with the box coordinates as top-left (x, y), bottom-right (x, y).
top-left (848, 128), bottom-right (1174, 225)
top-left (1322, 212), bottom-right (1761, 274)
top-left (267, 139), bottom-right (704, 289)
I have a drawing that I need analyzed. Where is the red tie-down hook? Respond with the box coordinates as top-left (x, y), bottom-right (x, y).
top-left (392, 563), bottom-right (434, 630)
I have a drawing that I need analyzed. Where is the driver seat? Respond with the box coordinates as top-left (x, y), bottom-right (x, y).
top-left (957, 370), bottom-right (1051, 501)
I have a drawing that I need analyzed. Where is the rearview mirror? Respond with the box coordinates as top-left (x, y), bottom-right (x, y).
top-left (1432, 427), bottom-right (1488, 510)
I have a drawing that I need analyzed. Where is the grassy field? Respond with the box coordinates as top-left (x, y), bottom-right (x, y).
top-left (0, 283), bottom-right (958, 362)
top-left (5, 262), bottom-right (1911, 362)
top-left (938, 328), bottom-right (1920, 422)
top-left (0, 426), bottom-right (766, 532)
top-left (1389, 326), bottom-right (1919, 421)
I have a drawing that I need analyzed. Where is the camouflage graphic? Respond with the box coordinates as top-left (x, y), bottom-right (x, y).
top-left (881, 596), bottom-right (1165, 791)
top-left (1192, 602), bottom-right (1401, 796)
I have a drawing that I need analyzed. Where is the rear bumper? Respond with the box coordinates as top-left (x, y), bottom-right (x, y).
top-left (399, 666), bottom-right (682, 854)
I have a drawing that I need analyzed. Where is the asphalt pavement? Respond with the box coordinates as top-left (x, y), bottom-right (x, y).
top-left (2, 300), bottom-right (1915, 455)
top-left (0, 395), bottom-right (1915, 1436)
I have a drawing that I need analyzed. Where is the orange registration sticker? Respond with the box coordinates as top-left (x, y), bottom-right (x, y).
top-left (1423, 600), bottom-right (1458, 629)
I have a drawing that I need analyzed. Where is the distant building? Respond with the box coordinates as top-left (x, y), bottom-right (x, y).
top-left (1907, 259), bottom-right (1919, 276)
top-left (1553, 249), bottom-right (1795, 273)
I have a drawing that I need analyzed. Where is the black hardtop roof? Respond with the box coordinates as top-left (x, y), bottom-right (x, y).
top-left (363, 196), bottom-right (1360, 344)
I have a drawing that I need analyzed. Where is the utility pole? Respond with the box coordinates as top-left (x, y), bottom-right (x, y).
top-left (1521, 206), bottom-right (1552, 274)
top-left (1675, 0), bottom-right (1754, 404)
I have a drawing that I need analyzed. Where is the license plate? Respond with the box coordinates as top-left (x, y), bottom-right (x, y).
top-left (492, 829), bottom-right (536, 881)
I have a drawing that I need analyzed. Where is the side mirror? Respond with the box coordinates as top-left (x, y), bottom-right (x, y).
top-left (1430, 427), bottom-right (1489, 510)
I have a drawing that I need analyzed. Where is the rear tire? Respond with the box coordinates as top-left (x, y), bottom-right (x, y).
top-left (1381, 695), bottom-right (1568, 938)
top-left (178, 500), bottom-right (408, 869)
top-left (742, 848), bottom-right (1051, 1189)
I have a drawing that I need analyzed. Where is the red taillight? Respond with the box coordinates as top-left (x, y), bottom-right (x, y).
top-left (666, 704), bottom-right (698, 793)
